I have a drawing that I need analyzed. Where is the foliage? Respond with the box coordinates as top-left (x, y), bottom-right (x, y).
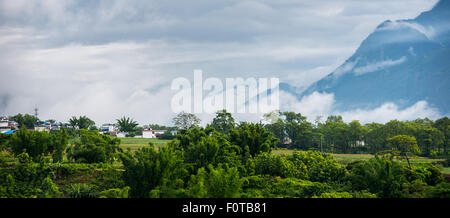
top-left (116, 116), bottom-right (139, 133)
top-left (120, 145), bottom-right (188, 198)
top-left (209, 109), bottom-right (235, 134)
top-left (0, 153), bottom-right (56, 198)
top-left (170, 127), bottom-right (242, 172)
top-left (10, 113), bottom-right (39, 129)
top-left (8, 127), bottom-right (68, 162)
top-left (67, 130), bottom-right (122, 163)
top-left (69, 116), bottom-right (95, 130)
top-left (346, 156), bottom-right (416, 198)
top-left (386, 135), bottom-right (420, 168)
top-left (425, 182), bottom-right (450, 198)
top-left (229, 123), bottom-right (278, 158)
top-left (65, 183), bottom-right (99, 198)
top-left (99, 186), bottom-right (130, 198)
top-left (186, 164), bottom-right (243, 198)
top-left (314, 191), bottom-right (353, 198)
top-left (254, 153), bottom-right (301, 178)
top-left (173, 112), bottom-right (200, 130)
top-left (287, 151), bottom-right (345, 183)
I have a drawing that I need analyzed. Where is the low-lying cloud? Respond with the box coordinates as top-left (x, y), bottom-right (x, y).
top-left (280, 91), bottom-right (442, 124)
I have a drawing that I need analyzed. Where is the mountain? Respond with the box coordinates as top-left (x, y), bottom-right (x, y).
top-left (292, 0), bottom-right (450, 114)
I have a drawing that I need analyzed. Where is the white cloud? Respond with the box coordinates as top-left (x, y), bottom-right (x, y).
top-left (376, 20), bottom-right (436, 39)
top-left (339, 101), bottom-right (441, 123)
top-left (353, 56), bottom-right (407, 75)
top-left (280, 91), bottom-right (335, 119)
top-left (281, 91), bottom-right (441, 124)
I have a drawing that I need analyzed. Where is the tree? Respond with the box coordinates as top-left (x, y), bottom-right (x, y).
top-left (263, 111), bottom-right (286, 146)
top-left (386, 135), bottom-right (420, 169)
top-left (116, 117), bottom-right (138, 133)
top-left (8, 127), bottom-right (68, 162)
top-left (229, 123), bottom-right (278, 157)
top-left (69, 116), bottom-right (95, 130)
top-left (169, 127), bottom-right (242, 172)
top-left (186, 164), bottom-right (243, 198)
top-left (173, 112), bottom-right (200, 130)
top-left (281, 112), bottom-right (314, 150)
top-left (66, 129), bottom-right (122, 163)
top-left (209, 109), bottom-right (235, 134)
top-left (120, 145), bottom-right (187, 198)
top-left (10, 113), bottom-right (39, 129)
top-left (434, 117), bottom-right (449, 155)
top-left (347, 156), bottom-right (409, 198)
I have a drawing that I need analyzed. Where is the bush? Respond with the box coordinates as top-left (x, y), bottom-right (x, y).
top-left (347, 156), bottom-right (409, 198)
top-left (0, 153), bottom-right (55, 198)
top-left (65, 183), bottom-right (99, 198)
top-left (254, 153), bottom-right (302, 178)
top-left (8, 128), bottom-right (68, 162)
top-left (229, 123), bottom-right (278, 157)
top-left (186, 164), bottom-right (243, 198)
top-left (314, 192), bottom-right (353, 198)
top-left (287, 151), bottom-right (345, 183)
top-left (99, 186), bottom-right (130, 198)
top-left (425, 182), bottom-right (450, 198)
top-left (120, 145), bottom-right (187, 198)
top-left (269, 177), bottom-right (331, 198)
top-left (67, 130), bottom-right (122, 163)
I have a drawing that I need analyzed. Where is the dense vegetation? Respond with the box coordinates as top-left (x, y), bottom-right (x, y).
top-left (265, 111), bottom-right (449, 157)
top-left (0, 110), bottom-right (449, 198)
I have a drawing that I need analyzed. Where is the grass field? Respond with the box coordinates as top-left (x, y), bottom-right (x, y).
top-left (119, 137), bottom-right (170, 152)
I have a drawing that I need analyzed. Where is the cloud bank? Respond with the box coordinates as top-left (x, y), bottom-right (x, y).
top-left (280, 91), bottom-right (442, 124)
top-left (0, 0), bottom-right (440, 125)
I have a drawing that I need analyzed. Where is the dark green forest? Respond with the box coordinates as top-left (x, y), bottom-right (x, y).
top-left (0, 110), bottom-right (449, 198)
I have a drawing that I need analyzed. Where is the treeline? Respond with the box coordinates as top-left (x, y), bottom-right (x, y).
top-left (0, 110), bottom-right (449, 198)
top-left (263, 111), bottom-right (449, 157)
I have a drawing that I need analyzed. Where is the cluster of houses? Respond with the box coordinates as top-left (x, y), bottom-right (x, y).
top-left (0, 116), bottom-right (72, 134)
top-left (0, 116), bottom-right (17, 134)
top-left (99, 123), bottom-right (175, 139)
top-left (0, 116), bottom-right (176, 139)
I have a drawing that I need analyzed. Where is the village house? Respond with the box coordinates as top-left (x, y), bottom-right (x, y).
top-left (34, 121), bottom-right (51, 132)
top-left (142, 128), bottom-right (156, 138)
top-left (0, 116), bottom-right (11, 133)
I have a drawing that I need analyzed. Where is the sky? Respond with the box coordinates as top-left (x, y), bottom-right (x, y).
top-left (0, 0), bottom-right (441, 126)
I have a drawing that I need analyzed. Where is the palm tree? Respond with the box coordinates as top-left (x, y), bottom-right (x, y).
top-left (68, 116), bottom-right (95, 129)
top-left (116, 116), bottom-right (139, 133)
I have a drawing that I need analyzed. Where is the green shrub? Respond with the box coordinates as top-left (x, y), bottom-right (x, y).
top-left (425, 182), bottom-right (450, 198)
top-left (186, 164), bottom-right (243, 198)
top-left (120, 145), bottom-right (187, 198)
top-left (287, 151), bottom-right (345, 183)
top-left (347, 156), bottom-right (409, 198)
top-left (254, 153), bottom-right (302, 178)
top-left (65, 183), bottom-right (98, 198)
top-left (99, 186), bottom-right (130, 198)
top-left (314, 192), bottom-right (353, 198)
top-left (0, 153), bottom-right (55, 198)
top-left (8, 128), bottom-right (68, 162)
top-left (67, 130), bottom-right (122, 163)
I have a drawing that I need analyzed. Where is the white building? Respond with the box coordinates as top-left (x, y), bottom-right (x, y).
top-left (34, 126), bottom-right (50, 133)
top-left (116, 132), bottom-right (127, 138)
top-left (142, 129), bottom-right (156, 138)
top-left (100, 123), bottom-right (116, 133)
top-left (0, 117), bottom-right (11, 133)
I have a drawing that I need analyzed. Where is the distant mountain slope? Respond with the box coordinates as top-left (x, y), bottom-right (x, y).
top-left (296, 0), bottom-right (450, 114)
